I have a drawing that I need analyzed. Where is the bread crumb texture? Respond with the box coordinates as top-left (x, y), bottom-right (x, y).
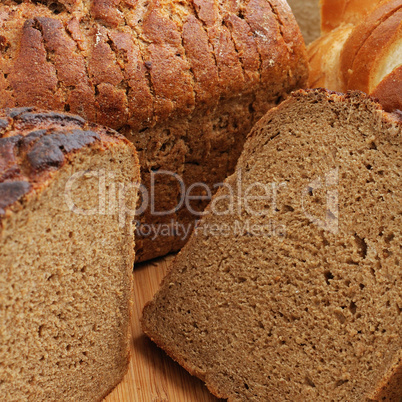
top-left (0, 108), bottom-right (140, 401)
top-left (142, 90), bottom-right (402, 402)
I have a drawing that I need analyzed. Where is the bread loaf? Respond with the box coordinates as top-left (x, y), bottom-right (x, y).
top-left (142, 90), bottom-right (402, 401)
top-left (308, 0), bottom-right (402, 112)
top-left (0, 0), bottom-right (308, 262)
top-left (0, 108), bottom-right (140, 401)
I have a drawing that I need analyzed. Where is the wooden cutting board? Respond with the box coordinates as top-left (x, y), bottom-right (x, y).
top-left (104, 256), bottom-right (223, 402)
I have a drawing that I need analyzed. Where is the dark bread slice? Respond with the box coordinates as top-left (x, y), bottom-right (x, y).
top-left (142, 90), bottom-right (402, 401)
top-left (0, 108), bottom-right (140, 401)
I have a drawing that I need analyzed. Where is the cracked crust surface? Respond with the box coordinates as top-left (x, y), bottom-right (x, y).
top-left (0, 0), bottom-right (308, 261)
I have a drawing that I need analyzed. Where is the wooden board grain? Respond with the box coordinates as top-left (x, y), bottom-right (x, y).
top-left (105, 256), bottom-right (222, 402)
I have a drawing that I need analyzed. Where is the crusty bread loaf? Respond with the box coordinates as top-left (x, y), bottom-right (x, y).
top-left (142, 90), bottom-right (402, 401)
top-left (0, 0), bottom-right (308, 262)
top-left (285, 0), bottom-right (321, 44)
top-left (308, 0), bottom-right (402, 112)
top-left (0, 108), bottom-right (140, 401)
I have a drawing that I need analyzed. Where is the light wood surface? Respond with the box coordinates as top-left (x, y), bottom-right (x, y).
top-left (105, 256), bottom-right (223, 402)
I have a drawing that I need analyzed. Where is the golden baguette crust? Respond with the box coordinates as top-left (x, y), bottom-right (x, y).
top-left (320, 0), bottom-right (385, 34)
top-left (371, 65), bottom-right (402, 112)
top-left (308, 0), bottom-right (402, 112)
top-left (340, 6), bottom-right (402, 93)
top-left (339, 0), bottom-right (402, 92)
top-left (0, 0), bottom-right (308, 262)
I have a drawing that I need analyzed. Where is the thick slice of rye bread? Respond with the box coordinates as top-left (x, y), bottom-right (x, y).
top-left (0, 108), bottom-right (140, 401)
top-left (142, 90), bottom-right (402, 401)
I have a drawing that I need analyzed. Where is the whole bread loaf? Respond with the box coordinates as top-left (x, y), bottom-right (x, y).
top-left (0, 0), bottom-right (308, 262)
top-left (0, 108), bottom-right (140, 401)
top-left (308, 0), bottom-right (402, 112)
top-left (142, 90), bottom-right (402, 401)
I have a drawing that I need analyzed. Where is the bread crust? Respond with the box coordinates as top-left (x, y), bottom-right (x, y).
top-left (339, 0), bottom-right (402, 92)
top-left (345, 8), bottom-right (402, 94)
top-left (0, 0), bottom-right (307, 133)
top-left (308, 0), bottom-right (402, 113)
top-left (0, 107), bottom-right (138, 224)
top-left (320, 0), bottom-right (385, 34)
top-left (0, 0), bottom-right (308, 261)
top-left (367, 351), bottom-right (402, 401)
top-left (371, 65), bottom-right (402, 112)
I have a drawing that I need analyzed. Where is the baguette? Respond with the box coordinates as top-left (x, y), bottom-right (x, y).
top-left (308, 0), bottom-right (402, 112)
top-left (321, 0), bottom-right (386, 34)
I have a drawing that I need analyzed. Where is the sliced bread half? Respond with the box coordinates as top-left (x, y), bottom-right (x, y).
top-left (142, 90), bottom-right (401, 401)
top-left (0, 108), bottom-right (140, 401)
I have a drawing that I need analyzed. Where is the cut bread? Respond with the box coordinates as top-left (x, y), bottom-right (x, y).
top-left (308, 24), bottom-right (354, 89)
top-left (309, 0), bottom-right (402, 112)
top-left (0, 108), bottom-right (140, 401)
top-left (142, 90), bottom-right (402, 401)
top-left (0, 0), bottom-right (308, 262)
top-left (340, 3), bottom-right (402, 94)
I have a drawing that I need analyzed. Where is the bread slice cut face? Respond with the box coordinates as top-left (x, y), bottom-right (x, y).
top-left (0, 108), bottom-right (140, 401)
top-left (142, 90), bottom-right (402, 401)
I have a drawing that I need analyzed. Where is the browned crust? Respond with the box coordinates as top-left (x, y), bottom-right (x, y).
top-left (320, 0), bottom-right (385, 34)
top-left (371, 65), bottom-right (402, 112)
top-left (367, 351), bottom-right (402, 401)
top-left (339, 0), bottom-right (402, 92)
top-left (0, 0), bottom-right (307, 131)
top-left (291, 90), bottom-right (402, 127)
top-left (346, 8), bottom-right (402, 94)
top-left (0, 107), bottom-right (137, 224)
